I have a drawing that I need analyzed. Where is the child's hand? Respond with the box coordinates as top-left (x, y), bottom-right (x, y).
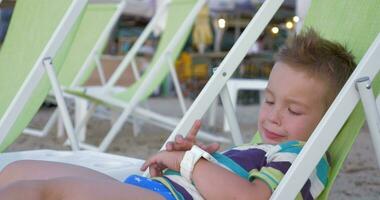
top-left (140, 151), bottom-right (185, 177)
top-left (166, 120), bottom-right (220, 154)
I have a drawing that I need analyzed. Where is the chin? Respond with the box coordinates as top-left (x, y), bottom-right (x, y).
top-left (261, 136), bottom-right (279, 145)
top-left (265, 139), bottom-right (281, 145)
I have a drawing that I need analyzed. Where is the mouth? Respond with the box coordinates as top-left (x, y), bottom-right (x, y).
top-left (263, 128), bottom-right (285, 141)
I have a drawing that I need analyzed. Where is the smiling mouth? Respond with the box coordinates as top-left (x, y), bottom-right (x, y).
top-left (263, 128), bottom-right (285, 140)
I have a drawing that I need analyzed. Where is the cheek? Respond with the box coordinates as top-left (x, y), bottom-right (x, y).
top-left (284, 116), bottom-right (319, 138)
top-left (257, 106), bottom-right (267, 131)
top-left (258, 105), bottom-right (269, 123)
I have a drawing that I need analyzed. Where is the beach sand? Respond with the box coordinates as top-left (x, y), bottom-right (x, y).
top-left (6, 97), bottom-right (380, 199)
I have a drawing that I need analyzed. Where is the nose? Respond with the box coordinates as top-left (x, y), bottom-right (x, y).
top-left (268, 106), bottom-right (282, 125)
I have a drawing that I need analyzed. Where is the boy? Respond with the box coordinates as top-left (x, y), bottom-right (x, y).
top-left (0, 29), bottom-right (355, 200)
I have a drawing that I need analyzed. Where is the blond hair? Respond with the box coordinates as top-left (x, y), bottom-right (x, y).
top-left (275, 29), bottom-right (356, 108)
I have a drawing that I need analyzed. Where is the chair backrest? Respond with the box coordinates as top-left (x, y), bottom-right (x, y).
top-left (0, 0), bottom-right (85, 151)
top-left (58, 3), bottom-right (119, 87)
top-left (302, 0), bottom-right (380, 199)
top-left (114, 0), bottom-right (197, 101)
top-left (251, 0), bottom-right (380, 199)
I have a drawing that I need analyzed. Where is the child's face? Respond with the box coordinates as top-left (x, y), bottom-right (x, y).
top-left (258, 62), bottom-right (327, 144)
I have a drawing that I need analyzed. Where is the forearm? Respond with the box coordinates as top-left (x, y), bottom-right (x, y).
top-left (192, 159), bottom-right (271, 200)
top-left (145, 150), bottom-right (271, 199)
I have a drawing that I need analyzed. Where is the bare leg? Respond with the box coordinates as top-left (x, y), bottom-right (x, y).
top-left (0, 160), bottom-right (116, 188)
top-left (0, 177), bottom-right (165, 200)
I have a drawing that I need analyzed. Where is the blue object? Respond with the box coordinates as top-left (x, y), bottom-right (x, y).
top-left (124, 175), bottom-right (176, 200)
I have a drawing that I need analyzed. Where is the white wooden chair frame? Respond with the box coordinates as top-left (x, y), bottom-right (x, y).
top-left (71, 0), bottom-right (232, 152)
top-left (158, 0), bottom-right (380, 198)
top-left (22, 0), bottom-right (127, 139)
top-left (271, 34), bottom-right (380, 199)
top-left (0, 0), bottom-right (87, 150)
top-left (2, 1), bottom-right (379, 198)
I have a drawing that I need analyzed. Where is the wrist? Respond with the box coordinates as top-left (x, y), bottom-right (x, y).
top-left (173, 151), bottom-right (186, 172)
top-left (180, 145), bottom-right (215, 182)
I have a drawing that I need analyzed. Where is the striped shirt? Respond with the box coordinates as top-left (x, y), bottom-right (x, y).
top-left (154, 140), bottom-right (330, 200)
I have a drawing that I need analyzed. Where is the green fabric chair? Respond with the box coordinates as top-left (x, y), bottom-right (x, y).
top-left (114, 1), bottom-right (194, 101)
top-left (252, 0), bottom-right (380, 199)
top-left (0, 0), bottom-right (86, 151)
top-left (23, 2), bottom-right (123, 138)
top-left (68, 0), bottom-right (197, 101)
top-left (59, 3), bottom-right (120, 87)
top-left (0, 0), bottom-right (202, 178)
top-left (66, 0), bottom-right (217, 152)
top-left (1, 1), bottom-right (379, 196)
top-left (305, 1), bottom-right (380, 199)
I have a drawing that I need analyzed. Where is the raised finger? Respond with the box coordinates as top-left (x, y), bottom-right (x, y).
top-left (187, 120), bottom-right (201, 140)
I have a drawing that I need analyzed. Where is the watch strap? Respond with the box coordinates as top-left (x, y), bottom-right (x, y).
top-left (180, 145), bottom-right (212, 182)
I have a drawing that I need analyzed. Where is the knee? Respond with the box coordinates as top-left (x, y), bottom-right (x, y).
top-left (0, 179), bottom-right (48, 200)
top-left (1, 160), bottom-right (35, 175)
top-left (0, 160), bottom-right (39, 187)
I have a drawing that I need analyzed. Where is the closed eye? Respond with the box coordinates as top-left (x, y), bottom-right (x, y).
top-left (265, 99), bottom-right (274, 105)
top-left (288, 108), bottom-right (301, 115)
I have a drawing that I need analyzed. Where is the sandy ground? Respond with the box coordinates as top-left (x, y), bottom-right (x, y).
top-left (6, 97), bottom-right (380, 199)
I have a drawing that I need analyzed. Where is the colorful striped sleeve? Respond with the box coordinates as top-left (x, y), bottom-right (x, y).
top-left (248, 141), bottom-right (330, 200)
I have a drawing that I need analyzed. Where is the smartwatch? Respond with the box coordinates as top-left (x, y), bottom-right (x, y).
top-left (180, 145), bottom-right (216, 182)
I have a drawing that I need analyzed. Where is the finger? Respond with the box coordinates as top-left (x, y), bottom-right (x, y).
top-left (155, 163), bottom-right (166, 177)
top-left (170, 135), bottom-right (193, 151)
top-left (151, 163), bottom-right (166, 177)
top-left (152, 163), bottom-right (164, 177)
top-left (171, 143), bottom-right (190, 151)
top-left (149, 163), bottom-right (159, 177)
top-left (166, 142), bottom-right (174, 151)
top-left (174, 140), bottom-right (194, 151)
top-left (196, 142), bottom-right (207, 150)
top-left (175, 135), bottom-right (185, 144)
top-left (205, 143), bottom-right (220, 153)
top-left (187, 120), bottom-right (202, 140)
top-left (141, 154), bottom-right (160, 171)
top-left (141, 158), bottom-right (154, 171)
top-left (140, 161), bottom-right (149, 171)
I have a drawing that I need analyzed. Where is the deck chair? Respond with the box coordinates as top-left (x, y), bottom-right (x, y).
top-left (0, 0), bottom-right (281, 182)
top-left (24, 0), bottom-right (174, 142)
top-left (58, 0), bottom-right (173, 141)
top-left (0, 0), bottom-right (87, 151)
top-left (271, 0), bottom-right (380, 199)
top-left (1, 0), bottom-right (377, 196)
top-left (159, 0), bottom-right (380, 199)
top-left (23, 1), bottom-right (126, 139)
top-left (0, 0), bottom-right (145, 179)
top-left (0, 0), bottom-right (224, 181)
top-left (67, 0), bottom-right (229, 152)
top-left (0, 0), bottom-right (282, 183)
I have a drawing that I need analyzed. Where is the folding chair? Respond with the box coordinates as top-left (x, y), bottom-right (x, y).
top-left (67, 0), bottom-right (229, 152)
top-left (23, 1), bottom-right (126, 139)
top-left (271, 0), bottom-right (380, 199)
top-left (0, 0), bottom-right (87, 151)
top-left (0, 0), bottom-right (281, 182)
top-left (0, 0), bottom-right (226, 180)
top-left (23, 0), bottom-right (172, 142)
top-left (159, 0), bottom-right (380, 199)
top-left (273, 35), bottom-right (380, 200)
top-left (2, 1), bottom-right (378, 198)
top-left (223, 79), bottom-right (267, 134)
top-left (0, 0), bottom-right (144, 182)
top-left (61, 0), bottom-right (173, 142)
